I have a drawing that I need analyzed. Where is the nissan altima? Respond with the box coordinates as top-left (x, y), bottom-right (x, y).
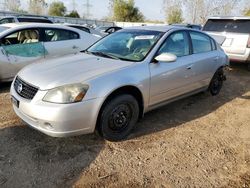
top-left (10, 26), bottom-right (228, 141)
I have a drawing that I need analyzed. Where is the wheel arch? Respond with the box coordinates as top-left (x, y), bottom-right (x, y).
top-left (95, 85), bottom-right (145, 130)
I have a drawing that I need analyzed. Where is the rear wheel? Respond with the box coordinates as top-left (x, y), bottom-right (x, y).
top-left (247, 63), bottom-right (250, 71)
top-left (98, 94), bottom-right (139, 141)
top-left (209, 68), bottom-right (225, 96)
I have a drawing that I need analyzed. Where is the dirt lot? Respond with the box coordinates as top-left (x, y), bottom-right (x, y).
top-left (0, 64), bottom-right (249, 188)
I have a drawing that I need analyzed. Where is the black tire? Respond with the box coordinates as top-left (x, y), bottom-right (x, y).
top-left (209, 68), bottom-right (224, 96)
top-left (247, 63), bottom-right (250, 71)
top-left (98, 94), bottom-right (139, 141)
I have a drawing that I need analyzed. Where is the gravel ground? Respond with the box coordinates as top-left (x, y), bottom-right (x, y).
top-left (0, 63), bottom-right (249, 188)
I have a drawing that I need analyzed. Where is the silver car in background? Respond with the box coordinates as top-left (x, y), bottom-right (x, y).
top-left (203, 16), bottom-right (250, 70)
top-left (0, 23), bottom-right (99, 82)
top-left (10, 26), bottom-right (228, 141)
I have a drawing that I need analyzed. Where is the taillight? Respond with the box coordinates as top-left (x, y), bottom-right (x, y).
top-left (247, 35), bottom-right (250, 48)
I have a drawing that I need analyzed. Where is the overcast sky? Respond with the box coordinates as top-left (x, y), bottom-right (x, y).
top-left (20, 0), bottom-right (166, 21)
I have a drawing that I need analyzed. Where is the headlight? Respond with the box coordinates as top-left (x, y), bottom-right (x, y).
top-left (43, 84), bottom-right (89, 104)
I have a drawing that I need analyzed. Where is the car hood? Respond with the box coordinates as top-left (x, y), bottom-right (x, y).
top-left (18, 53), bottom-right (134, 90)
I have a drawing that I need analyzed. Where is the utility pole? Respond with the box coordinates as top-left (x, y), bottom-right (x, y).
top-left (83, 0), bottom-right (92, 18)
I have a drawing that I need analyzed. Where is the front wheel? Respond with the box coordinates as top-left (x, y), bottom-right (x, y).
top-left (247, 63), bottom-right (250, 71)
top-left (209, 68), bottom-right (225, 96)
top-left (98, 94), bottom-right (139, 141)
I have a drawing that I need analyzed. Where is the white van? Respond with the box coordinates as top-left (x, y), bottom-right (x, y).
top-left (203, 16), bottom-right (250, 70)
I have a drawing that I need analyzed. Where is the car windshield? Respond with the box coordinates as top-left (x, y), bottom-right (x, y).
top-left (87, 29), bottom-right (164, 62)
top-left (203, 19), bottom-right (250, 33)
top-left (0, 26), bottom-right (9, 33)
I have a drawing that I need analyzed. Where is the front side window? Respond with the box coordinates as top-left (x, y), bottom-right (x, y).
top-left (1, 29), bottom-right (39, 46)
top-left (158, 31), bottom-right (190, 57)
top-left (0, 29), bottom-right (44, 58)
top-left (190, 31), bottom-right (212, 54)
top-left (44, 29), bottom-right (79, 42)
top-left (87, 30), bottom-right (163, 61)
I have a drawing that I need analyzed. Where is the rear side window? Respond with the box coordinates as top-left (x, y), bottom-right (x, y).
top-left (44, 29), bottom-right (79, 42)
top-left (190, 32), bottom-right (212, 54)
top-left (17, 18), bottom-right (52, 23)
top-left (203, 19), bottom-right (250, 33)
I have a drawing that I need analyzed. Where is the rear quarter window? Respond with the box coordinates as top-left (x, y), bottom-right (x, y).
top-left (190, 31), bottom-right (212, 54)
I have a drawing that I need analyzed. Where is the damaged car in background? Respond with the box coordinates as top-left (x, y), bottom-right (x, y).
top-left (11, 26), bottom-right (228, 141)
top-left (0, 23), bottom-right (99, 82)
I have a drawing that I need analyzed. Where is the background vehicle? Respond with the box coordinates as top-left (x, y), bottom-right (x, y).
top-left (170, 24), bottom-right (202, 30)
top-left (63, 23), bottom-right (103, 37)
top-left (11, 26), bottom-right (228, 141)
top-left (203, 16), bottom-right (250, 70)
top-left (0, 16), bottom-right (53, 24)
top-left (0, 23), bottom-right (99, 82)
top-left (95, 26), bottom-right (122, 36)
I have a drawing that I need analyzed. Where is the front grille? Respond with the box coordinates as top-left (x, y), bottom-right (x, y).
top-left (14, 76), bottom-right (38, 100)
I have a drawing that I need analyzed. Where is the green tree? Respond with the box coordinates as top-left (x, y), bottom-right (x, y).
top-left (48, 1), bottom-right (66, 17)
top-left (66, 10), bottom-right (80, 18)
top-left (111, 0), bottom-right (144, 22)
top-left (167, 8), bottom-right (183, 24)
top-left (244, 8), bottom-right (250, 16)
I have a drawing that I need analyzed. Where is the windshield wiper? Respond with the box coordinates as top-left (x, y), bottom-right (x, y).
top-left (82, 50), bottom-right (134, 62)
top-left (92, 51), bottom-right (121, 60)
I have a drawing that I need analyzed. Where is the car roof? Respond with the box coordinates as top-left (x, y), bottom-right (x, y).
top-left (0, 23), bottom-right (89, 37)
top-left (0, 16), bottom-right (49, 19)
top-left (123, 25), bottom-right (176, 32)
top-left (208, 16), bottom-right (250, 20)
top-left (1, 22), bottom-right (70, 29)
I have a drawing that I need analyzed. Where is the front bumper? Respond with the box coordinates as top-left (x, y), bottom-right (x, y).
top-left (10, 83), bottom-right (104, 137)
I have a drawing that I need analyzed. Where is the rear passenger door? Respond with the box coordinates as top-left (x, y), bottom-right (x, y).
top-left (42, 28), bottom-right (82, 58)
top-left (188, 31), bottom-right (219, 87)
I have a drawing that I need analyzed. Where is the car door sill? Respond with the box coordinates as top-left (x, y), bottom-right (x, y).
top-left (146, 86), bottom-right (208, 113)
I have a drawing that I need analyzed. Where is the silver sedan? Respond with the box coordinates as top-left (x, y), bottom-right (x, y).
top-left (10, 26), bottom-right (229, 141)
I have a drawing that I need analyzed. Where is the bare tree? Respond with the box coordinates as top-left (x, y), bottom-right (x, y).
top-left (5, 0), bottom-right (21, 12)
top-left (28, 0), bottom-right (48, 15)
top-left (185, 0), bottom-right (240, 24)
top-left (163, 0), bottom-right (183, 23)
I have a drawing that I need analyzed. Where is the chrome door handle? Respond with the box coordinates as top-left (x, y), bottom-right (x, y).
top-left (214, 56), bottom-right (219, 61)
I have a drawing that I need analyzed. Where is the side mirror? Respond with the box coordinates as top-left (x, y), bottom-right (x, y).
top-left (154, 53), bottom-right (177, 63)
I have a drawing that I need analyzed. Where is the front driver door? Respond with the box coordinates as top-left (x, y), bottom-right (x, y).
top-left (149, 31), bottom-right (196, 106)
top-left (0, 28), bottom-right (45, 80)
